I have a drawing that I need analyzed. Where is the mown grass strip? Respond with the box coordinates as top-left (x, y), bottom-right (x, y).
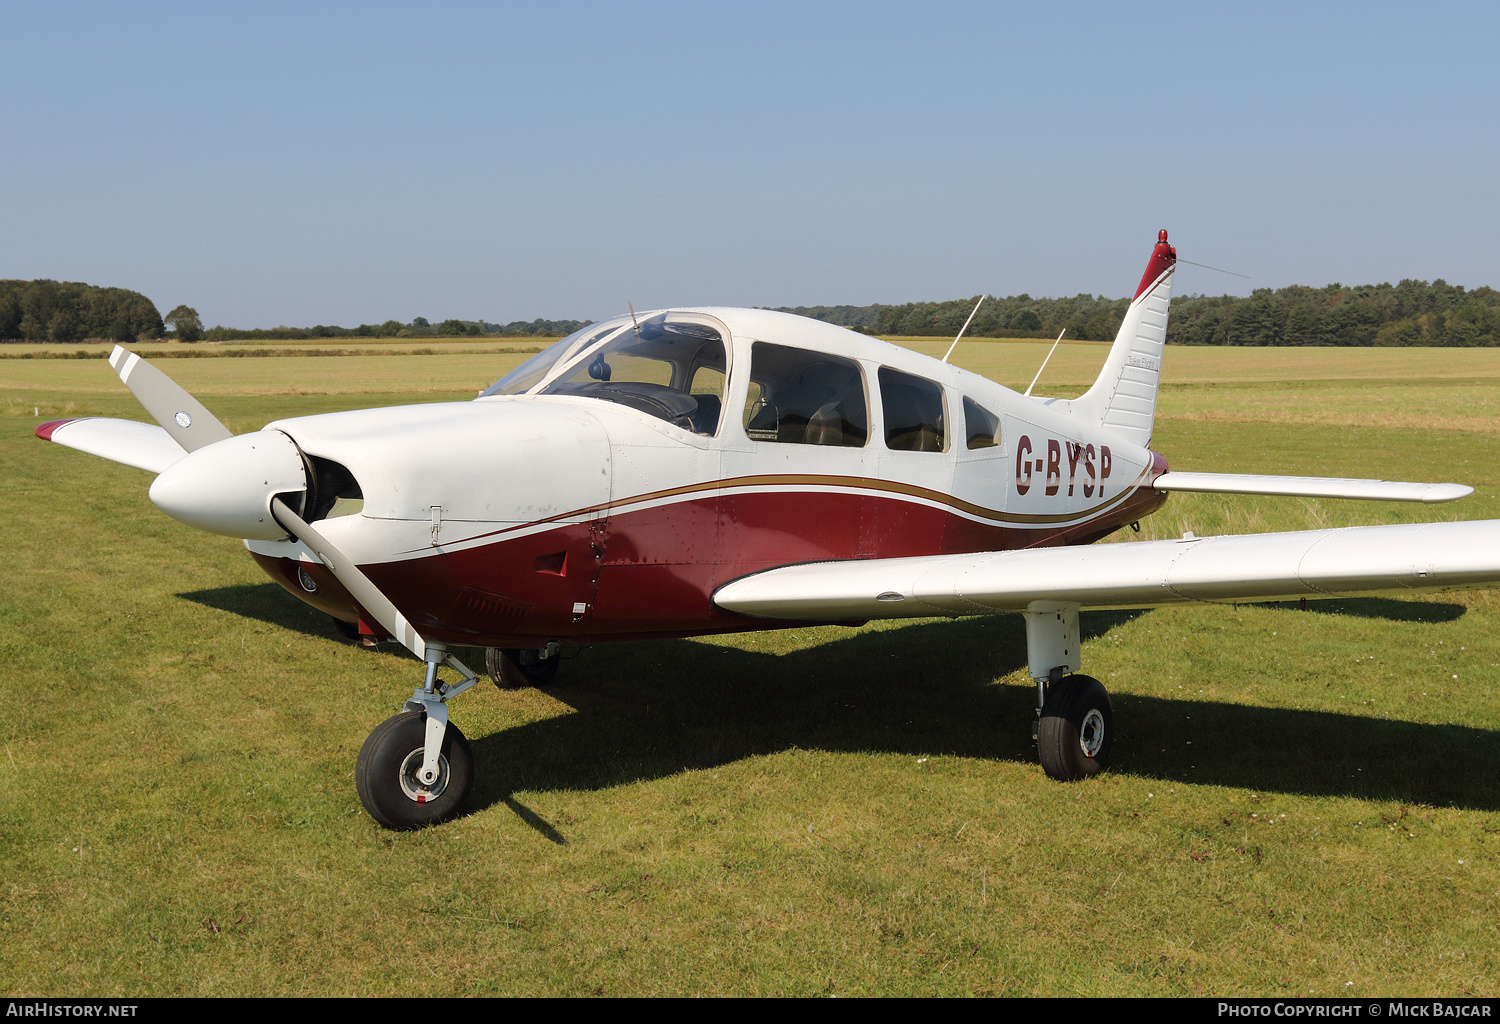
top-left (1, 347), bottom-right (1497, 996)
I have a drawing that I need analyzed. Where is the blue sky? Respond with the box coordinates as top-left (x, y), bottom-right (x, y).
top-left (3, 1), bottom-right (1497, 327)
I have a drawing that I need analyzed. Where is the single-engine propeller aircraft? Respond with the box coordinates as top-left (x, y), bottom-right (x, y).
top-left (36, 230), bottom-right (1500, 828)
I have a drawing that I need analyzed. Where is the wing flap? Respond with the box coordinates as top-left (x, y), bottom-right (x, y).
top-left (1153, 471), bottom-right (1472, 503)
top-left (36, 417), bottom-right (185, 474)
top-left (713, 520), bottom-right (1500, 620)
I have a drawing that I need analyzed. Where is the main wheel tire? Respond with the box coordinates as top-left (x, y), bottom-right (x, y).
top-left (485, 647), bottom-right (560, 690)
top-left (1037, 673), bottom-right (1113, 781)
top-left (355, 712), bottom-right (473, 830)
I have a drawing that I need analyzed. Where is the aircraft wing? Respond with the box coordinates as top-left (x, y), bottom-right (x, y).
top-left (712, 520), bottom-right (1500, 620)
top-left (1153, 471), bottom-right (1471, 503)
top-left (35, 417), bottom-right (186, 474)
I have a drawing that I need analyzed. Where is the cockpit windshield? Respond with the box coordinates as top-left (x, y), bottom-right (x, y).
top-left (479, 317), bottom-right (630, 398)
top-left (484, 312), bottom-right (729, 435)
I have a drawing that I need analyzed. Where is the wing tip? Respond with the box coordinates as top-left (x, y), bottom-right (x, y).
top-left (35, 418), bottom-right (80, 441)
top-left (1424, 484), bottom-right (1475, 503)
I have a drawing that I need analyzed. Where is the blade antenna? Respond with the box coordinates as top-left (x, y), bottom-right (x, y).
top-left (628, 301), bottom-right (643, 343)
top-left (941, 294), bottom-right (987, 364)
top-left (1024, 329), bottom-right (1066, 397)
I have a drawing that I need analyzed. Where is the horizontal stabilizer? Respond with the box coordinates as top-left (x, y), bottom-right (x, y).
top-left (713, 519), bottom-right (1500, 620)
top-left (1154, 471), bottom-right (1472, 503)
top-left (35, 417), bottom-right (185, 475)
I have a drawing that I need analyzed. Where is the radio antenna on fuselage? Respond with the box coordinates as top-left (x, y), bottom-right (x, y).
top-left (1024, 328), bottom-right (1067, 397)
top-left (941, 294), bottom-right (987, 364)
top-left (628, 302), bottom-right (643, 343)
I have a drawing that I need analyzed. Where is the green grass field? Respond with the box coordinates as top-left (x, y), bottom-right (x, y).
top-left (2, 344), bottom-right (1498, 996)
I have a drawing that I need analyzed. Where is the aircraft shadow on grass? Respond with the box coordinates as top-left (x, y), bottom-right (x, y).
top-left (181, 584), bottom-right (1500, 833)
top-left (184, 583), bottom-right (353, 637)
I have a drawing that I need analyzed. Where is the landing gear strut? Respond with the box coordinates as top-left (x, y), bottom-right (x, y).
top-left (355, 640), bottom-right (481, 829)
top-left (1024, 600), bottom-right (1113, 780)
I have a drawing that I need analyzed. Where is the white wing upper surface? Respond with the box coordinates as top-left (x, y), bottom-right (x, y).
top-left (39, 417), bottom-right (186, 474)
top-left (713, 520), bottom-right (1500, 620)
top-left (1154, 472), bottom-right (1472, 503)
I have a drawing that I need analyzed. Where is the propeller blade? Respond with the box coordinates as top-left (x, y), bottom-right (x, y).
top-left (108, 345), bottom-right (233, 453)
top-left (269, 496), bottom-right (428, 659)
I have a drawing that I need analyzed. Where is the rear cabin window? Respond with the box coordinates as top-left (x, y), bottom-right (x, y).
top-left (963, 396), bottom-right (1001, 449)
top-left (879, 367), bottom-right (946, 452)
top-left (742, 343), bottom-right (868, 447)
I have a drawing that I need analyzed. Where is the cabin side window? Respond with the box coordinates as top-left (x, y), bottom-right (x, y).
top-left (963, 396), bottom-right (1001, 450)
top-left (879, 367), bottom-right (946, 453)
top-left (742, 343), bottom-right (868, 447)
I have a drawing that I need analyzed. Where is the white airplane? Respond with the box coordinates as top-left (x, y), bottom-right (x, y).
top-left (36, 230), bottom-right (1500, 829)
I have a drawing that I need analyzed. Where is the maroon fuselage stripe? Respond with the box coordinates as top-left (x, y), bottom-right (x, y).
top-left (251, 452), bottom-right (1171, 647)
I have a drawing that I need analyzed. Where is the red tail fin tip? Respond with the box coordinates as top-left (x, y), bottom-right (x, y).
top-left (1134, 229), bottom-right (1177, 301)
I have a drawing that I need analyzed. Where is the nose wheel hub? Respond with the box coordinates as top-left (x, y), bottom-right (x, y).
top-left (397, 749), bottom-right (450, 803)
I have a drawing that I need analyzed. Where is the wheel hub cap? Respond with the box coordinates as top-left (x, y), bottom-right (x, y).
top-left (1079, 708), bottom-right (1106, 758)
top-left (397, 749), bottom-right (450, 803)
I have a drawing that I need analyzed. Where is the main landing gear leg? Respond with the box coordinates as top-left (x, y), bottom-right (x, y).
top-left (1024, 601), bottom-right (1112, 781)
top-left (485, 641), bottom-right (562, 690)
top-left (355, 640), bottom-right (482, 829)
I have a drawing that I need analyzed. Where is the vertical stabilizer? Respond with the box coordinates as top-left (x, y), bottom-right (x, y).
top-left (1065, 230), bottom-right (1176, 447)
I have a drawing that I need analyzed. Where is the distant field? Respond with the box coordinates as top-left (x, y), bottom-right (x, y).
top-left (1, 345), bottom-right (1498, 996)
top-left (896, 336), bottom-right (1500, 385)
top-left (10, 340), bottom-right (1500, 435)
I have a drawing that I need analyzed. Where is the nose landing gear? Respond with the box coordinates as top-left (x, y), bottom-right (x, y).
top-left (356, 710), bottom-right (474, 829)
top-left (355, 641), bottom-right (482, 829)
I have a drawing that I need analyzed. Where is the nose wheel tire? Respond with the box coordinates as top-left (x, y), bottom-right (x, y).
top-left (356, 711), bottom-right (473, 829)
top-left (486, 646), bottom-right (560, 690)
top-left (1037, 674), bottom-right (1113, 781)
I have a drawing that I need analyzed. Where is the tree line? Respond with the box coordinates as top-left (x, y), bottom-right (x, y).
top-left (8, 275), bottom-right (1500, 348)
top-left (774, 278), bottom-right (1500, 346)
top-left (198, 317), bottom-right (589, 341)
top-left (0, 280), bottom-right (163, 342)
top-left (0, 281), bottom-right (591, 343)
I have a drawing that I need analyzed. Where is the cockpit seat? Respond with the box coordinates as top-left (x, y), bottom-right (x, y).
top-left (804, 400), bottom-right (848, 445)
top-left (689, 394), bottom-right (722, 435)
